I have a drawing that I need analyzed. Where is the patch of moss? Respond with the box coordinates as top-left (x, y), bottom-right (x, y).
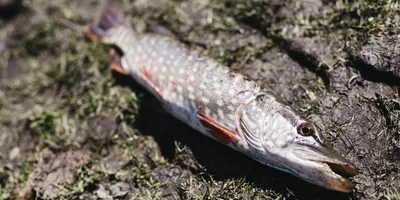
top-left (56, 163), bottom-right (102, 199)
top-left (27, 111), bottom-right (66, 148)
top-left (25, 20), bottom-right (58, 56)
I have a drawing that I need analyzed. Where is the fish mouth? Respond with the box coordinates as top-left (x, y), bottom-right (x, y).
top-left (324, 159), bottom-right (358, 178)
top-left (293, 144), bottom-right (358, 192)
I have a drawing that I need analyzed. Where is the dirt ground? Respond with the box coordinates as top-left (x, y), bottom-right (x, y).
top-left (0, 0), bottom-right (399, 199)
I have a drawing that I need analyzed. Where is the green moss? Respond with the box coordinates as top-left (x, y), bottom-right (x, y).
top-left (131, 160), bottom-right (157, 187)
top-left (0, 187), bottom-right (8, 200)
top-left (56, 163), bottom-right (101, 199)
top-left (25, 20), bottom-right (58, 56)
top-left (27, 111), bottom-right (66, 148)
top-left (284, 0), bottom-right (391, 46)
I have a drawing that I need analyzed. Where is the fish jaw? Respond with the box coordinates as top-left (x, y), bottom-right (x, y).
top-left (246, 143), bottom-right (357, 192)
top-left (291, 144), bottom-right (358, 192)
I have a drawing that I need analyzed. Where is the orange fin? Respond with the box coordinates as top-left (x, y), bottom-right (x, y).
top-left (82, 26), bottom-right (100, 41)
top-left (138, 67), bottom-right (163, 98)
top-left (197, 112), bottom-right (238, 144)
top-left (109, 49), bottom-right (128, 75)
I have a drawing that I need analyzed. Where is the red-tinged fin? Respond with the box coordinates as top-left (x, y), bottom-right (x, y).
top-left (109, 49), bottom-right (128, 75)
top-left (138, 67), bottom-right (163, 98)
top-left (83, 8), bottom-right (124, 42)
top-left (197, 112), bottom-right (239, 144)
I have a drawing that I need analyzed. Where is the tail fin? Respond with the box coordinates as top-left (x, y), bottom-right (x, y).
top-left (82, 8), bottom-right (124, 42)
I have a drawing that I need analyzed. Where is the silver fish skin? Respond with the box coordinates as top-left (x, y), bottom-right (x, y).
top-left (84, 9), bottom-right (358, 193)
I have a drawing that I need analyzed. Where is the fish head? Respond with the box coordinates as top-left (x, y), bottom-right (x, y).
top-left (238, 92), bottom-right (358, 192)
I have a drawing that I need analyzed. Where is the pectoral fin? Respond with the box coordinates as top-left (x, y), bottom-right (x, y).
top-left (109, 49), bottom-right (128, 75)
top-left (196, 112), bottom-right (239, 144)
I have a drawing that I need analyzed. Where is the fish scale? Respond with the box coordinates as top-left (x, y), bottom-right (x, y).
top-left (112, 30), bottom-right (260, 141)
top-left (83, 9), bottom-right (358, 193)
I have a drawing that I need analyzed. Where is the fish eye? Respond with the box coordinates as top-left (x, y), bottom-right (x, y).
top-left (297, 122), bottom-right (314, 136)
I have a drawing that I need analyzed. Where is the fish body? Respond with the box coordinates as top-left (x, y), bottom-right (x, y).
top-left (116, 31), bottom-right (260, 149)
top-left (84, 9), bottom-right (358, 192)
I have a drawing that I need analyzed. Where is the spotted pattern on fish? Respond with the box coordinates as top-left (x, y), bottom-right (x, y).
top-left (113, 32), bottom-right (267, 144)
top-left (83, 9), bottom-right (359, 193)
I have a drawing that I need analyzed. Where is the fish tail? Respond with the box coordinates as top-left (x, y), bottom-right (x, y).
top-left (82, 8), bottom-right (124, 42)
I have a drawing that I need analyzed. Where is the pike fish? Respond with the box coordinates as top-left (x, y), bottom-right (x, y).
top-left (83, 9), bottom-right (358, 192)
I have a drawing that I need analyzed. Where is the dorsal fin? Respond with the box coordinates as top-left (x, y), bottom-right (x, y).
top-left (147, 22), bottom-right (177, 39)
